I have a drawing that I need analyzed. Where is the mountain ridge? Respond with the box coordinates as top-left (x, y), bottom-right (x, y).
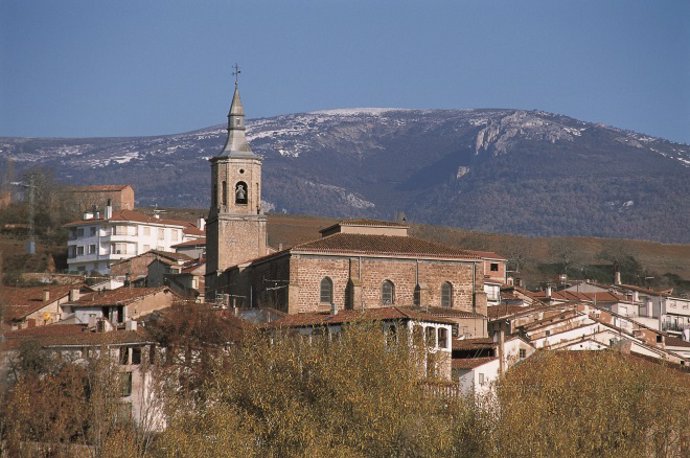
top-left (2, 108), bottom-right (689, 243)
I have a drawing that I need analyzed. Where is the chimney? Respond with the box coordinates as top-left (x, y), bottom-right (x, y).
top-left (614, 271), bottom-right (621, 285)
top-left (632, 291), bottom-right (639, 303)
top-left (545, 285), bottom-right (552, 299)
top-left (197, 216), bottom-right (206, 232)
top-left (104, 199), bottom-right (113, 220)
top-left (69, 288), bottom-right (80, 301)
top-left (42, 290), bottom-right (50, 302)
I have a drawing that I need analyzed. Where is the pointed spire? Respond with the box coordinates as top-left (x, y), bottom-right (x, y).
top-left (220, 64), bottom-right (254, 157)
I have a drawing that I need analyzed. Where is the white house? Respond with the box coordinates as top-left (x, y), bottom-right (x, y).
top-left (65, 205), bottom-right (204, 274)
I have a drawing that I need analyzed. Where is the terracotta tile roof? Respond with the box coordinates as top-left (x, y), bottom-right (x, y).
top-left (665, 336), bottom-right (690, 348)
top-left (320, 219), bottom-right (408, 231)
top-left (451, 356), bottom-right (497, 370)
top-left (2, 324), bottom-right (152, 349)
top-left (464, 250), bottom-right (506, 260)
top-left (452, 337), bottom-right (496, 351)
top-left (41, 329), bottom-right (152, 347)
top-left (64, 209), bottom-right (192, 228)
top-left (172, 237), bottom-right (206, 248)
top-left (487, 304), bottom-right (532, 319)
top-left (417, 307), bottom-right (485, 319)
top-left (183, 226), bottom-right (205, 236)
top-left (266, 306), bottom-right (457, 329)
top-left (1, 285), bottom-right (77, 322)
top-left (4, 324), bottom-right (153, 349)
top-left (531, 290), bottom-right (624, 302)
top-left (69, 184), bottom-right (131, 192)
top-left (146, 251), bottom-right (193, 267)
top-left (292, 233), bottom-right (480, 259)
top-left (70, 287), bottom-right (170, 307)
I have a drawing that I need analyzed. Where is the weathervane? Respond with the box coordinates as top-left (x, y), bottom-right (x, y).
top-left (232, 63), bottom-right (241, 88)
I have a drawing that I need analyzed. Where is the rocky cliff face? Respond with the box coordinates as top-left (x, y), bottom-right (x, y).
top-left (2, 108), bottom-right (690, 242)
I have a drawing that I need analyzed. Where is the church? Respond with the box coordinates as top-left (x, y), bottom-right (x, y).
top-left (204, 76), bottom-right (488, 321)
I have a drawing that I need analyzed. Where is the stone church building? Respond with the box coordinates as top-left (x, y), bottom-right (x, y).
top-left (205, 80), bottom-right (487, 318)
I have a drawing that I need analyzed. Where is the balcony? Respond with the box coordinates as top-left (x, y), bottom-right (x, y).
top-left (662, 322), bottom-right (690, 333)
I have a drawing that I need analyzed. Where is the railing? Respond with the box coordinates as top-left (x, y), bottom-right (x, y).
top-left (662, 322), bottom-right (690, 332)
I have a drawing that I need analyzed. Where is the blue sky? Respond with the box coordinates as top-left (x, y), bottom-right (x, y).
top-left (1, 0), bottom-right (688, 143)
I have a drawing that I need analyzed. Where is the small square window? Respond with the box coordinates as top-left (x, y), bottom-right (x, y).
top-left (90, 227), bottom-right (97, 236)
top-left (490, 263), bottom-right (499, 272)
top-left (519, 349), bottom-right (526, 359)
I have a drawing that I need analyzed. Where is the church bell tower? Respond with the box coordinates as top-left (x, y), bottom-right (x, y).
top-left (206, 66), bottom-right (267, 294)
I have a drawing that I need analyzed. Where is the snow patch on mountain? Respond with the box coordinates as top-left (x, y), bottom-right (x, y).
top-left (310, 108), bottom-right (407, 116)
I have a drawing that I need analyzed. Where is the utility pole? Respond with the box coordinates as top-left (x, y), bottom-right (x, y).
top-left (11, 176), bottom-right (37, 254)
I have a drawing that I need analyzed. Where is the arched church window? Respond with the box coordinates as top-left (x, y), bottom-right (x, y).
top-left (441, 282), bottom-right (453, 308)
top-left (345, 280), bottom-right (355, 310)
top-left (222, 181), bottom-right (227, 206)
top-left (382, 280), bottom-right (395, 305)
top-left (320, 277), bottom-right (333, 303)
top-left (235, 181), bottom-right (248, 204)
top-left (414, 285), bottom-right (421, 306)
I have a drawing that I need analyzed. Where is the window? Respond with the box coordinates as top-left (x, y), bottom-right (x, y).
top-left (88, 244), bottom-right (96, 254)
top-left (441, 282), bottom-right (453, 308)
top-left (490, 263), bottom-right (499, 272)
top-left (112, 225), bottom-right (128, 236)
top-left (77, 228), bottom-right (84, 237)
top-left (119, 347), bottom-right (129, 365)
top-left (90, 227), bottom-right (97, 236)
top-left (120, 372), bottom-right (133, 397)
top-left (413, 285), bottom-right (421, 306)
top-left (438, 328), bottom-right (448, 349)
top-left (131, 347), bottom-right (141, 365)
top-left (478, 373), bottom-right (485, 384)
top-left (222, 181), bottom-right (227, 205)
top-left (545, 330), bottom-right (551, 337)
top-left (111, 243), bottom-right (127, 255)
top-left (385, 324), bottom-right (397, 346)
top-left (172, 229), bottom-right (180, 241)
top-left (320, 277), bottom-right (333, 303)
top-left (143, 226), bottom-right (150, 236)
top-left (425, 327), bottom-right (436, 347)
top-left (519, 349), bottom-right (526, 359)
top-left (158, 228), bottom-right (165, 240)
top-left (77, 246), bottom-right (85, 256)
top-left (381, 280), bottom-right (395, 304)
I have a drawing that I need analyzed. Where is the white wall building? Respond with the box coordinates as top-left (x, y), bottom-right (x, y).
top-left (66, 207), bottom-right (203, 274)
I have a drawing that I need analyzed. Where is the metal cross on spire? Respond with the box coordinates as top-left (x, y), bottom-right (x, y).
top-left (232, 63), bottom-right (241, 88)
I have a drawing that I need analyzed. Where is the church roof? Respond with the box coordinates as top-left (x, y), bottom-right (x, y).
top-left (292, 233), bottom-right (481, 260)
top-left (217, 84), bottom-right (256, 158)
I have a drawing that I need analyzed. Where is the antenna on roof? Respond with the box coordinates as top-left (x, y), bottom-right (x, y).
top-left (152, 203), bottom-right (167, 219)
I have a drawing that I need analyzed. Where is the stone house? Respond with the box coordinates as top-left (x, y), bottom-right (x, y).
top-left (68, 184), bottom-right (135, 212)
top-left (60, 287), bottom-right (177, 325)
top-left (0, 284), bottom-right (84, 330)
top-left (0, 322), bottom-right (163, 431)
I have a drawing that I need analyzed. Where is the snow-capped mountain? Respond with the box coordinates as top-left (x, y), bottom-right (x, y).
top-left (2, 108), bottom-right (690, 243)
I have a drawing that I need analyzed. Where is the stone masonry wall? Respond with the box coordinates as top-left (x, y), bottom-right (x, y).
top-left (290, 255), bottom-right (484, 314)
